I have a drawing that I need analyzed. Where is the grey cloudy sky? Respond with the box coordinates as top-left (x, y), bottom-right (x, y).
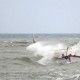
top-left (0, 0), bottom-right (80, 33)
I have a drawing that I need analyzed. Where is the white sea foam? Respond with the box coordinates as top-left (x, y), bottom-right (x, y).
top-left (26, 41), bottom-right (80, 65)
top-left (68, 41), bottom-right (80, 55)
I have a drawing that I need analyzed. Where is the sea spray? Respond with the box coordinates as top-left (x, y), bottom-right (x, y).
top-left (26, 41), bottom-right (80, 65)
top-left (68, 41), bottom-right (80, 55)
top-left (26, 41), bottom-right (67, 65)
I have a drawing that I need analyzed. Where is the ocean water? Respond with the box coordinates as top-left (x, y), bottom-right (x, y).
top-left (0, 34), bottom-right (80, 80)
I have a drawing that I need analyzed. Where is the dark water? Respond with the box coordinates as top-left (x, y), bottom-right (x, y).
top-left (0, 34), bottom-right (80, 80)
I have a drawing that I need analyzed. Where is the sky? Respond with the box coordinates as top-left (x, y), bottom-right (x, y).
top-left (0, 0), bottom-right (80, 34)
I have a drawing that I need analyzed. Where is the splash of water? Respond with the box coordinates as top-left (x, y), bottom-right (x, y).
top-left (68, 41), bottom-right (80, 55)
top-left (26, 41), bottom-right (80, 65)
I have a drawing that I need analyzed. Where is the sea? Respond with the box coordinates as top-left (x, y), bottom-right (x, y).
top-left (0, 34), bottom-right (80, 80)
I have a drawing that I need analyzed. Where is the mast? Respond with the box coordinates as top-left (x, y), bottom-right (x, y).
top-left (66, 47), bottom-right (69, 56)
top-left (32, 34), bottom-right (36, 43)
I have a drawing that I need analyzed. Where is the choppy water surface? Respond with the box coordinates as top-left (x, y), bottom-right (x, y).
top-left (0, 34), bottom-right (80, 80)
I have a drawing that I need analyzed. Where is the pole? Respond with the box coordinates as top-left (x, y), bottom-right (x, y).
top-left (66, 47), bottom-right (69, 56)
top-left (32, 34), bottom-right (36, 43)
